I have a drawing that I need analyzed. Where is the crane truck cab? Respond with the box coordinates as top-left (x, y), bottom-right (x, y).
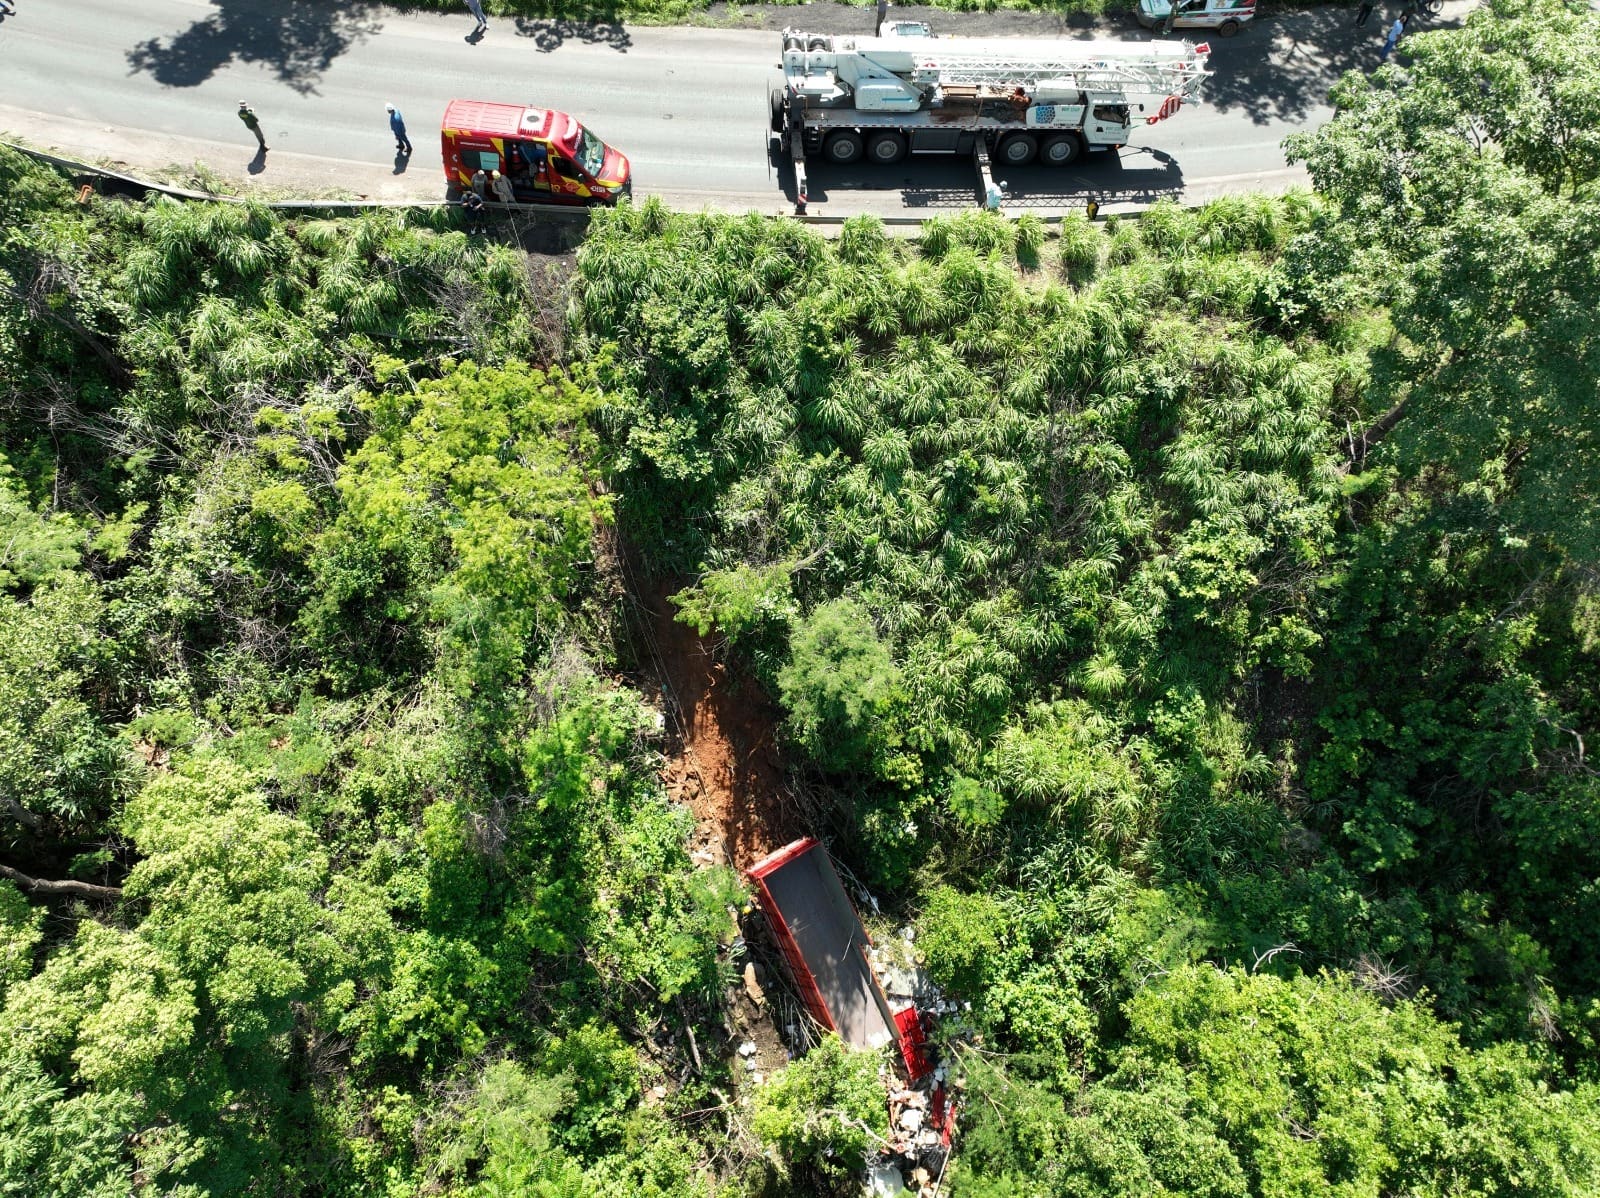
top-left (441, 99), bottom-right (630, 205)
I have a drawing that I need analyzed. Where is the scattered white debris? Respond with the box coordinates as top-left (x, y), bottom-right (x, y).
top-left (878, 962), bottom-right (936, 1002)
top-left (899, 925), bottom-right (916, 943)
top-left (738, 1040), bottom-right (758, 1058)
top-left (868, 1164), bottom-right (907, 1197)
top-left (899, 1107), bottom-right (924, 1133)
top-left (752, 1072), bottom-right (764, 1084)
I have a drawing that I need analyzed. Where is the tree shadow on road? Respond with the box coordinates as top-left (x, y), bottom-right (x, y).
top-left (512, 7), bottom-right (631, 53)
top-left (126, 0), bottom-right (383, 93)
top-left (1199, 7), bottom-right (1458, 125)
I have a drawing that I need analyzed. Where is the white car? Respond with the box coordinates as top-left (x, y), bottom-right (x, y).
top-left (1136, 0), bottom-right (1255, 36)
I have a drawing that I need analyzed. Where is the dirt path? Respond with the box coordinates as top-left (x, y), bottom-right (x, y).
top-left (643, 583), bottom-right (802, 872)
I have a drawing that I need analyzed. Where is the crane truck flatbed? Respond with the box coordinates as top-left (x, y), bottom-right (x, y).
top-left (771, 26), bottom-right (1211, 211)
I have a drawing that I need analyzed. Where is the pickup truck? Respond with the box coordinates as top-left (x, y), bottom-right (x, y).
top-left (1136, 0), bottom-right (1254, 35)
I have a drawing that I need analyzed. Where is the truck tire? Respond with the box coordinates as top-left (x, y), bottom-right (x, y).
top-left (997, 134), bottom-right (1037, 166)
top-left (770, 88), bottom-right (787, 134)
top-left (824, 130), bottom-right (865, 164)
top-left (1041, 134), bottom-right (1082, 166)
top-left (1218, 17), bottom-right (1241, 35)
top-left (867, 131), bottom-right (908, 165)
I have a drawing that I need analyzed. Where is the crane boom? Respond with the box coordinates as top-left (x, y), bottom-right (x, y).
top-left (782, 32), bottom-right (1211, 106)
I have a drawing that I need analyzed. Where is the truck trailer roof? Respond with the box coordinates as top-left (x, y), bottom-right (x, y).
top-left (748, 838), bottom-right (898, 1052)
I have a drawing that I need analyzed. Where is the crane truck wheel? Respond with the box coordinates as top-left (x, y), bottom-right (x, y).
top-left (824, 131), bottom-right (865, 164)
top-left (1041, 134), bottom-right (1082, 166)
top-left (867, 131), bottom-right (908, 165)
top-left (1218, 17), bottom-right (1241, 35)
top-left (997, 134), bottom-right (1038, 166)
top-left (770, 88), bottom-right (787, 134)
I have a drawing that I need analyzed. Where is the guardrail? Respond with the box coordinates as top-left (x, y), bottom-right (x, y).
top-left (5, 139), bottom-right (1223, 226)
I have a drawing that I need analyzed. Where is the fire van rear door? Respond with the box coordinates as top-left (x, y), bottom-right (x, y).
top-left (458, 141), bottom-right (501, 182)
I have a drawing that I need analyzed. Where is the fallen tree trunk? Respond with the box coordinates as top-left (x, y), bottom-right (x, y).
top-left (0, 863), bottom-right (122, 902)
top-left (2, 798), bottom-right (46, 833)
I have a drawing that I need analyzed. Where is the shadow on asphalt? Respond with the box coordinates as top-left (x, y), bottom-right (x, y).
top-left (126, 0), bottom-right (382, 93)
top-left (513, 13), bottom-right (632, 52)
top-left (770, 140), bottom-right (1184, 214)
top-left (1197, 8), bottom-right (1362, 125)
top-left (1193, 5), bottom-right (1459, 125)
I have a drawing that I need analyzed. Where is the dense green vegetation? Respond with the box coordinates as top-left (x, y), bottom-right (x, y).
top-left (0, 174), bottom-right (740, 1194)
top-left (3, 0), bottom-right (1599, 1192)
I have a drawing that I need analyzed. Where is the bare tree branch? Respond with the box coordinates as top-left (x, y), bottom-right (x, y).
top-left (2, 798), bottom-right (46, 833)
top-left (1346, 396), bottom-right (1407, 468)
top-left (0, 863), bottom-right (122, 901)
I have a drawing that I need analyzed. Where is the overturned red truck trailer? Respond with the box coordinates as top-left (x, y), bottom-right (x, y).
top-left (747, 837), bottom-right (932, 1081)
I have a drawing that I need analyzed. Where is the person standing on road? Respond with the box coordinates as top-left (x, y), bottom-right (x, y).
top-left (238, 101), bottom-right (267, 152)
top-left (1379, 14), bottom-right (1403, 58)
top-left (385, 104), bottom-right (413, 155)
top-left (464, 0), bottom-right (487, 34)
top-left (1355, 0), bottom-right (1374, 24)
top-left (490, 169), bottom-right (515, 205)
top-left (471, 165), bottom-right (489, 198)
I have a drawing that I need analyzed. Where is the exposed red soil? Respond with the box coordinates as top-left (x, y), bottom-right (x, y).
top-left (643, 582), bottom-right (802, 872)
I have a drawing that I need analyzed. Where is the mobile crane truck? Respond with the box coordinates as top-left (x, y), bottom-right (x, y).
top-left (771, 27), bottom-right (1211, 211)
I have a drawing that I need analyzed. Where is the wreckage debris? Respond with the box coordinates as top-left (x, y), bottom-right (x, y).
top-left (745, 838), bottom-right (964, 1197)
top-left (743, 961), bottom-right (766, 1006)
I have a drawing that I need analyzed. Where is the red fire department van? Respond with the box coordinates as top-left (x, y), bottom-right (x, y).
top-left (441, 99), bottom-right (631, 206)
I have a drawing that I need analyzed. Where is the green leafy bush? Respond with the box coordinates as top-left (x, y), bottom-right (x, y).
top-left (778, 597), bottom-right (902, 771)
top-left (751, 1035), bottom-right (888, 1183)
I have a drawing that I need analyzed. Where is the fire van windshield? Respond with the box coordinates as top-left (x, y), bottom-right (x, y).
top-left (575, 126), bottom-right (607, 177)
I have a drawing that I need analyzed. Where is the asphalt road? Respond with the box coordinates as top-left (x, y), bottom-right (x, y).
top-left (0, 0), bottom-right (1430, 215)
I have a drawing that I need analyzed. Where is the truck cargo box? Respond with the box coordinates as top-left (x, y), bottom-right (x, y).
top-left (747, 838), bottom-right (898, 1051)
